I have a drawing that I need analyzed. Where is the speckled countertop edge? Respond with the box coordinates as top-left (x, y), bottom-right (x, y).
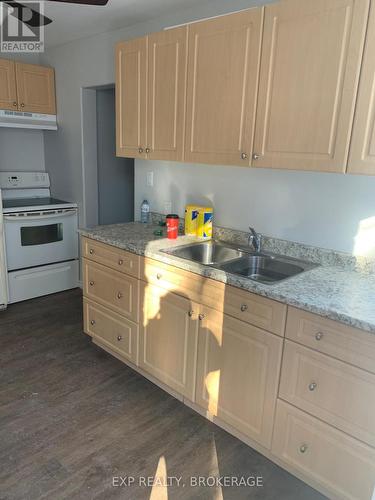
top-left (79, 223), bottom-right (375, 335)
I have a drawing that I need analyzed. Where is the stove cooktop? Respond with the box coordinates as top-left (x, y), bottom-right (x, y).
top-left (2, 197), bottom-right (70, 209)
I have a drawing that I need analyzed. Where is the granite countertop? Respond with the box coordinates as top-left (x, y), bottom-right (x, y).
top-left (79, 222), bottom-right (375, 335)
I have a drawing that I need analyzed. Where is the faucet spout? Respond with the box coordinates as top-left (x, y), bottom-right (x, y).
top-left (248, 226), bottom-right (262, 253)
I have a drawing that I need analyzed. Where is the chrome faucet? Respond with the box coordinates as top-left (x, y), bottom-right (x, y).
top-left (248, 227), bottom-right (262, 253)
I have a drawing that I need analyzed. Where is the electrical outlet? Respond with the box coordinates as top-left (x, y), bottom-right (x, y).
top-left (146, 171), bottom-right (154, 187)
top-left (164, 201), bottom-right (172, 214)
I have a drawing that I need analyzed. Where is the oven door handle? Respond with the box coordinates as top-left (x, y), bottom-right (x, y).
top-left (4, 209), bottom-right (77, 222)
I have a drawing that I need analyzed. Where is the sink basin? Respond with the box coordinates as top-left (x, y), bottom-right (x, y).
top-left (162, 240), bottom-right (243, 265)
top-left (162, 240), bottom-right (318, 284)
top-left (219, 254), bottom-right (316, 284)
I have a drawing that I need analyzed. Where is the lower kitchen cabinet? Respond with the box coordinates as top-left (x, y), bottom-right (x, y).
top-left (139, 282), bottom-right (199, 401)
top-left (84, 298), bottom-right (139, 365)
top-left (195, 306), bottom-right (283, 448)
top-left (272, 400), bottom-right (375, 500)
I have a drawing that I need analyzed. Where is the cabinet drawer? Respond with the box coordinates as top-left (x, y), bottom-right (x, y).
top-left (82, 237), bottom-right (140, 278)
top-left (142, 258), bottom-right (226, 309)
top-left (272, 400), bottom-right (375, 500)
top-left (83, 259), bottom-right (139, 321)
top-left (286, 307), bottom-right (375, 374)
top-left (142, 258), bottom-right (286, 335)
top-left (280, 340), bottom-right (375, 447)
top-left (84, 298), bottom-right (138, 365)
top-left (223, 285), bottom-right (286, 336)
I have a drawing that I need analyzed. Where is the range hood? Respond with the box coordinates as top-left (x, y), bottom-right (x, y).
top-left (0, 109), bottom-right (57, 130)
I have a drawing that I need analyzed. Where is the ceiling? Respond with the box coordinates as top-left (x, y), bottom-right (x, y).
top-left (40, 0), bottom-right (209, 48)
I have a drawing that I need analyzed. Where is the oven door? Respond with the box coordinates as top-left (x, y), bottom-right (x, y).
top-left (4, 209), bottom-right (78, 271)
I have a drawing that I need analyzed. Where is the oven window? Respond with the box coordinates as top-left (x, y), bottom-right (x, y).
top-left (20, 224), bottom-right (63, 246)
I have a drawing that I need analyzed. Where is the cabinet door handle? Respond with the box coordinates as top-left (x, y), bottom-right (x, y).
top-left (145, 147), bottom-right (150, 153)
top-left (118, 259), bottom-right (123, 265)
top-left (299, 444), bottom-right (308, 454)
top-left (89, 280), bottom-right (95, 286)
top-left (117, 292), bottom-right (123, 299)
top-left (241, 152), bottom-right (248, 160)
top-left (156, 273), bottom-right (162, 280)
top-left (308, 382), bottom-right (317, 392)
top-left (240, 304), bottom-right (248, 312)
top-left (199, 314), bottom-right (205, 321)
top-left (117, 335), bottom-right (122, 341)
top-left (20, 103), bottom-right (25, 108)
top-left (315, 332), bottom-right (323, 341)
top-left (89, 249), bottom-right (94, 255)
top-left (13, 101), bottom-right (17, 107)
top-left (90, 319), bottom-right (96, 326)
top-left (188, 310), bottom-right (194, 317)
top-left (138, 147), bottom-right (144, 154)
top-left (252, 153), bottom-right (260, 160)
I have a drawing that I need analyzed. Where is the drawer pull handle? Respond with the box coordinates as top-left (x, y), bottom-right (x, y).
top-left (199, 314), bottom-right (205, 321)
top-left (89, 281), bottom-right (95, 286)
top-left (117, 292), bottom-right (123, 299)
top-left (156, 273), bottom-right (162, 280)
top-left (188, 310), bottom-right (194, 317)
top-left (89, 249), bottom-right (94, 255)
top-left (315, 332), bottom-right (323, 341)
top-left (240, 304), bottom-right (248, 312)
top-left (117, 335), bottom-right (122, 341)
top-left (118, 259), bottom-right (123, 265)
top-left (299, 444), bottom-right (308, 454)
top-left (308, 382), bottom-right (317, 392)
top-left (90, 319), bottom-right (96, 326)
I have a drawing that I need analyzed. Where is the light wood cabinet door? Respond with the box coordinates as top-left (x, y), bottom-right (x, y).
top-left (15, 62), bottom-right (56, 114)
top-left (196, 307), bottom-right (283, 448)
top-left (116, 37), bottom-right (147, 158)
top-left (272, 400), bottom-right (375, 500)
top-left (139, 282), bottom-right (199, 400)
top-left (184, 8), bottom-right (263, 166)
top-left (348, 1), bottom-right (375, 174)
top-left (147, 27), bottom-right (187, 161)
top-left (252, 0), bottom-right (369, 172)
top-left (0, 59), bottom-right (17, 111)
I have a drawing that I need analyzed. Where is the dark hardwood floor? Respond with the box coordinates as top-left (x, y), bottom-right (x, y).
top-left (0, 289), bottom-right (326, 500)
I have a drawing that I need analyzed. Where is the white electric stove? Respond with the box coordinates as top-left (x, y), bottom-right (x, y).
top-left (0, 171), bottom-right (79, 304)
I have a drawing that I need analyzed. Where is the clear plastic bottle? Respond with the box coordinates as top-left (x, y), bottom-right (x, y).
top-left (141, 199), bottom-right (150, 223)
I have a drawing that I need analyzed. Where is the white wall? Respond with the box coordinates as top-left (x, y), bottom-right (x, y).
top-left (0, 129), bottom-right (45, 172)
top-left (135, 160), bottom-right (375, 255)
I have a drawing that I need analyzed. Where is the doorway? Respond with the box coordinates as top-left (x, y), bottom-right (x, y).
top-left (81, 85), bottom-right (134, 228)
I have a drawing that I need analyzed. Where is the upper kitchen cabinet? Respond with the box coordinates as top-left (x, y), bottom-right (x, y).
top-left (147, 27), bottom-right (187, 161)
top-left (116, 37), bottom-right (147, 159)
top-left (15, 62), bottom-right (56, 114)
top-left (347, 1), bottom-right (375, 175)
top-left (0, 59), bottom-right (17, 111)
top-left (116, 27), bottom-right (187, 161)
top-left (184, 8), bottom-right (263, 166)
top-left (252, 0), bottom-right (370, 173)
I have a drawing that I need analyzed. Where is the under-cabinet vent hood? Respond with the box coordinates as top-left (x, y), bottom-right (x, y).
top-left (0, 109), bottom-right (57, 130)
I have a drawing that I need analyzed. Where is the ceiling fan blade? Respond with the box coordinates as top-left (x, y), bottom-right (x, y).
top-left (3, 1), bottom-right (53, 27)
top-left (47, 0), bottom-right (109, 5)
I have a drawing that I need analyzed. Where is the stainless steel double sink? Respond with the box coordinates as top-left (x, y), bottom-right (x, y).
top-left (161, 240), bottom-right (317, 285)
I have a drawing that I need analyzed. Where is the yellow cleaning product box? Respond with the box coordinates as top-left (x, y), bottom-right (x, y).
top-left (197, 206), bottom-right (213, 239)
top-left (184, 205), bottom-right (200, 236)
